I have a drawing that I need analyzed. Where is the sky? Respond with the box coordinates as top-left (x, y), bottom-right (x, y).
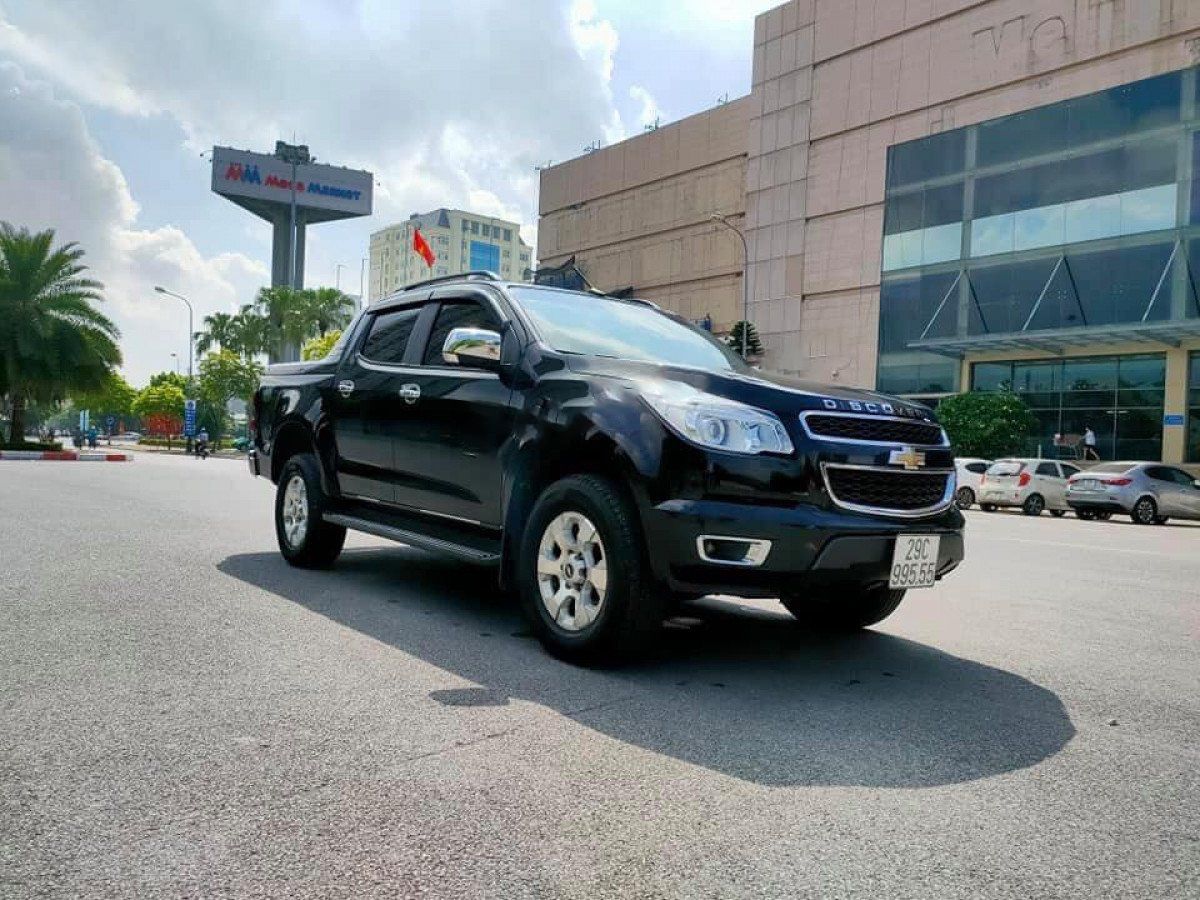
top-left (0, 0), bottom-right (779, 386)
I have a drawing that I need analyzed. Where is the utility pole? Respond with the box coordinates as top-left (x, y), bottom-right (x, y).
top-left (710, 214), bottom-right (750, 358)
top-left (154, 286), bottom-right (195, 381)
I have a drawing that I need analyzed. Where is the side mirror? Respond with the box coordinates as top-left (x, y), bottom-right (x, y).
top-left (442, 327), bottom-right (502, 370)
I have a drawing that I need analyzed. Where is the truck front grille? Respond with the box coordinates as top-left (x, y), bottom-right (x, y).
top-left (803, 413), bottom-right (945, 446)
top-left (823, 465), bottom-right (952, 515)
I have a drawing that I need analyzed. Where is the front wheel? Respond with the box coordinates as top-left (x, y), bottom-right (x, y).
top-left (518, 475), bottom-right (665, 665)
top-left (1131, 496), bottom-right (1158, 526)
top-left (275, 453), bottom-right (346, 568)
top-left (954, 486), bottom-right (975, 510)
top-left (1022, 494), bottom-right (1045, 516)
top-left (781, 585), bottom-right (906, 631)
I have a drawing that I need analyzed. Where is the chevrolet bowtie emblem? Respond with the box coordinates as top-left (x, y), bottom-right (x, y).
top-left (890, 446), bottom-right (926, 470)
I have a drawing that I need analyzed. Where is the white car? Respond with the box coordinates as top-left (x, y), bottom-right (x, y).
top-left (953, 458), bottom-right (992, 510)
top-left (979, 458), bottom-right (1083, 516)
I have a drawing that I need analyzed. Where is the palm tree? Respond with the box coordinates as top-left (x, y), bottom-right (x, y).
top-left (300, 287), bottom-right (355, 336)
top-left (0, 224), bottom-right (121, 444)
top-left (194, 311), bottom-right (238, 356)
top-left (229, 305), bottom-right (270, 359)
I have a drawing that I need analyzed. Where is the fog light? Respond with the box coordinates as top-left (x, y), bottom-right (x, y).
top-left (696, 535), bottom-right (772, 567)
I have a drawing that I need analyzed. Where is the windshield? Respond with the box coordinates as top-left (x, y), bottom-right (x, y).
top-left (1087, 463), bottom-right (1134, 474)
top-left (987, 461), bottom-right (1024, 476)
top-left (510, 286), bottom-right (745, 371)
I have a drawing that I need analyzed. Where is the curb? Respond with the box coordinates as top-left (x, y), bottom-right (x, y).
top-left (0, 450), bottom-right (133, 461)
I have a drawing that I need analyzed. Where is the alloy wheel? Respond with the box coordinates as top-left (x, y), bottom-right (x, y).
top-left (536, 511), bottom-right (608, 632)
top-left (1134, 497), bottom-right (1156, 525)
top-left (282, 474), bottom-right (309, 548)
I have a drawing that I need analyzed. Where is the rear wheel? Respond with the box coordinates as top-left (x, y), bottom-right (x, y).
top-left (954, 486), bottom-right (975, 510)
top-left (781, 585), bottom-right (906, 631)
top-left (1131, 496), bottom-right (1158, 525)
top-left (1076, 509), bottom-right (1096, 521)
top-left (1096, 512), bottom-right (1113, 521)
top-left (275, 453), bottom-right (346, 568)
top-left (519, 475), bottom-right (665, 665)
top-left (1022, 493), bottom-right (1045, 516)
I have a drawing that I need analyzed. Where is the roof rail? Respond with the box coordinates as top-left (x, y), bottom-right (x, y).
top-left (404, 270), bottom-right (501, 290)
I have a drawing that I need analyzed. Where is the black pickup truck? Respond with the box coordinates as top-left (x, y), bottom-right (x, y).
top-left (250, 273), bottom-right (963, 663)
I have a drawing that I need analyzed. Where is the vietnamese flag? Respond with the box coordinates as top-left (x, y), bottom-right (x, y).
top-left (413, 227), bottom-right (436, 268)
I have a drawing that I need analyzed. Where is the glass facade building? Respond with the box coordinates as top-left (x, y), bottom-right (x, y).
top-left (877, 66), bottom-right (1200, 462)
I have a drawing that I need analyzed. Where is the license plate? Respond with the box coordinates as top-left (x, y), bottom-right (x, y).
top-left (889, 534), bottom-right (940, 589)
top-left (1077, 479), bottom-right (1099, 490)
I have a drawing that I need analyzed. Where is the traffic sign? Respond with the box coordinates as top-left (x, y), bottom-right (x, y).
top-left (183, 399), bottom-right (198, 437)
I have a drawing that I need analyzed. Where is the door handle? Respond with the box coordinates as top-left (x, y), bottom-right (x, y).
top-left (399, 383), bottom-right (421, 404)
top-left (337, 380), bottom-right (355, 398)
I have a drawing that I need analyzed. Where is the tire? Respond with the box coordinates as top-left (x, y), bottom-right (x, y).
top-left (954, 486), bottom-right (975, 510)
top-left (518, 474), bottom-right (664, 665)
top-left (1096, 512), bottom-right (1113, 521)
top-left (1022, 493), bottom-right (1045, 516)
top-left (1076, 509), bottom-right (1096, 521)
top-left (275, 453), bottom-right (346, 568)
top-left (781, 585), bottom-right (906, 631)
top-left (1130, 496), bottom-right (1158, 526)
top-left (980, 503), bottom-right (997, 512)
top-left (1049, 509), bottom-right (1066, 518)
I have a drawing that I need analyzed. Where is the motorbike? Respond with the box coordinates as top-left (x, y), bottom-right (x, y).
top-left (194, 438), bottom-right (209, 460)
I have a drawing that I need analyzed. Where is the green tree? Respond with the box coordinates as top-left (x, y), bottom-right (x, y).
top-left (132, 380), bottom-right (186, 436)
top-left (149, 370), bottom-right (190, 392)
top-left (725, 320), bottom-right (763, 358)
top-left (301, 330), bottom-right (342, 361)
top-left (74, 371), bottom-right (137, 429)
top-left (0, 224), bottom-right (121, 444)
top-left (937, 391), bottom-right (1037, 458)
top-left (197, 350), bottom-right (262, 440)
top-left (298, 287), bottom-right (355, 336)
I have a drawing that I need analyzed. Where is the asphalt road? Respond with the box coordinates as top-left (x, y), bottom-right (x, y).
top-left (2, 453), bottom-right (1197, 899)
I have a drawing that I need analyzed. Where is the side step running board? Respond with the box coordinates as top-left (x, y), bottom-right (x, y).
top-left (322, 513), bottom-right (501, 565)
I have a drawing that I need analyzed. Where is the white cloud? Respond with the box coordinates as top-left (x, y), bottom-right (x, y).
top-left (0, 62), bottom-right (267, 385)
top-left (629, 84), bottom-right (664, 130)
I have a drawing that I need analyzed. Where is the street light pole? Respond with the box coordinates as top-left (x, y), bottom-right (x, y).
top-left (359, 257), bottom-right (367, 307)
top-left (334, 263), bottom-right (346, 291)
top-left (154, 286), bottom-right (194, 381)
top-left (710, 213), bottom-right (750, 359)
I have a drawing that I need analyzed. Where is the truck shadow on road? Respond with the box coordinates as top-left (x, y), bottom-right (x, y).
top-left (219, 547), bottom-right (1075, 789)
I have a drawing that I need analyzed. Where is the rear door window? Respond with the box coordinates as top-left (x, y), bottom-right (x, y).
top-left (360, 306), bottom-right (422, 364)
top-left (1036, 462), bottom-right (1058, 477)
top-left (965, 462), bottom-right (988, 474)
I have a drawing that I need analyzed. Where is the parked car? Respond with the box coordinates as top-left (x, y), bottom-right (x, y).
top-left (978, 458), bottom-right (1083, 516)
top-left (249, 273), bottom-right (965, 664)
top-left (1067, 462), bottom-right (1200, 525)
top-left (953, 457), bottom-right (991, 509)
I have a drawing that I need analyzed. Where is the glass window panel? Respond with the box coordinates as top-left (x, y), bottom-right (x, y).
top-left (1188, 239), bottom-right (1200, 318)
top-left (1062, 358), bottom-right (1117, 401)
top-left (922, 222), bottom-right (962, 265)
top-left (884, 193), bottom-right (923, 234)
top-left (1029, 410), bottom-right (1062, 455)
top-left (974, 168), bottom-right (1037, 218)
top-left (1013, 361), bottom-right (1060, 394)
top-left (876, 358), bottom-right (959, 395)
top-left (878, 272), bottom-right (959, 352)
top-left (1123, 138), bottom-right (1176, 192)
top-left (1115, 408), bottom-right (1164, 461)
top-left (923, 183), bottom-right (964, 228)
top-left (887, 128), bottom-right (965, 187)
top-left (967, 258), bottom-right (1056, 334)
top-left (1013, 203), bottom-right (1066, 251)
top-left (970, 213), bottom-right (1015, 257)
top-left (971, 362), bottom-right (1013, 392)
top-left (1066, 242), bottom-right (1174, 325)
top-left (977, 102), bottom-right (1068, 167)
top-left (1063, 193), bottom-right (1122, 243)
top-left (1192, 136), bottom-right (1200, 225)
top-left (1118, 354), bottom-right (1166, 389)
top-left (1026, 259), bottom-right (1084, 331)
top-left (1119, 184), bottom-right (1176, 235)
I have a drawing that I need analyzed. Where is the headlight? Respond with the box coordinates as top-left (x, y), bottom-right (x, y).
top-left (642, 383), bottom-right (794, 455)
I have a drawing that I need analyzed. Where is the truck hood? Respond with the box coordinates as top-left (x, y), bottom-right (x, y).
top-left (565, 356), bottom-right (937, 421)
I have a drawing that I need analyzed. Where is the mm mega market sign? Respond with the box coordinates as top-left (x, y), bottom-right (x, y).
top-left (210, 147), bottom-right (372, 217)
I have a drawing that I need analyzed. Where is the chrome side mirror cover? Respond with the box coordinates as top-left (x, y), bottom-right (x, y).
top-left (442, 326), bottom-right (502, 369)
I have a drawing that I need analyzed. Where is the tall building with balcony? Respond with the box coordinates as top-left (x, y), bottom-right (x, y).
top-left (539, 1), bottom-right (1200, 463)
top-left (368, 209), bottom-right (532, 302)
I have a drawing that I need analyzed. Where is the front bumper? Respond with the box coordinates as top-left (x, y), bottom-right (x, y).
top-left (642, 498), bottom-right (964, 597)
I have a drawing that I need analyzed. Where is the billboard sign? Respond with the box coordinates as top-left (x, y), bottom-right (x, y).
top-left (211, 146), bottom-right (372, 217)
top-left (183, 399), bottom-right (197, 438)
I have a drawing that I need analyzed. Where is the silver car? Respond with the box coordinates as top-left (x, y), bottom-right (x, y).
top-left (978, 458), bottom-right (1082, 516)
top-left (1066, 462), bottom-right (1200, 525)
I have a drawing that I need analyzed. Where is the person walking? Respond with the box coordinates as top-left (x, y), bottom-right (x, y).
top-left (1083, 425), bottom-right (1099, 461)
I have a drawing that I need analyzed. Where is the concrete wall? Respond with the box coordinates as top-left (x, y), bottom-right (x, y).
top-left (538, 97), bottom-right (754, 331)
